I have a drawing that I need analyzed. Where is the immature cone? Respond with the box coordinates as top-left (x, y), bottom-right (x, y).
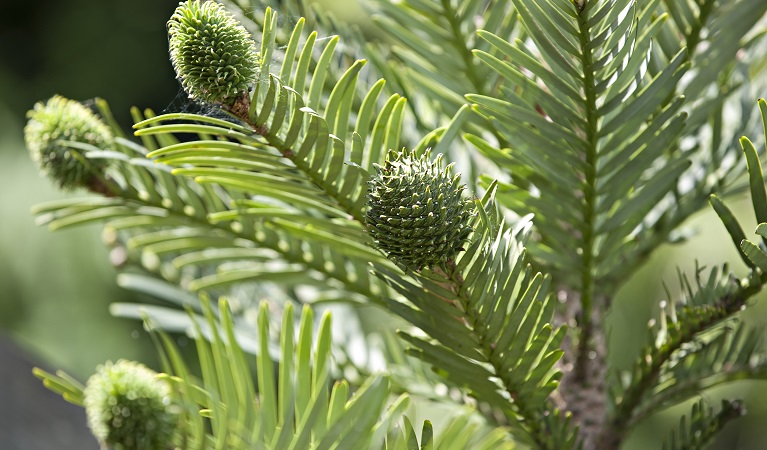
top-left (168, 0), bottom-right (259, 106)
top-left (83, 360), bottom-right (178, 450)
top-left (24, 95), bottom-right (113, 190)
top-left (366, 149), bottom-right (474, 270)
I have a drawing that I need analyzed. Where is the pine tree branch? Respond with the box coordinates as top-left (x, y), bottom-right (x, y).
top-left (603, 90), bottom-right (767, 446)
top-left (375, 201), bottom-right (574, 448)
top-left (437, 0), bottom-right (509, 148)
top-left (468, 2), bottom-right (692, 442)
top-left (35, 149), bottom-right (390, 307)
top-left (598, 270), bottom-right (767, 448)
top-left (573, 1), bottom-right (600, 384)
top-left (439, 0), bottom-right (489, 104)
top-left (439, 263), bottom-right (560, 450)
top-left (598, 0), bottom-right (743, 290)
top-left (661, 399), bottom-right (745, 450)
top-left (633, 363), bottom-right (767, 428)
top-left (215, 91), bottom-right (369, 225)
top-left (371, 0), bottom-right (516, 151)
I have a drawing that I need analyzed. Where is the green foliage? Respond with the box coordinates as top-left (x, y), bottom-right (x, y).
top-left (467, 0), bottom-right (694, 295)
top-left (35, 298), bottom-right (512, 449)
top-left (366, 149), bottom-right (474, 271)
top-left (19, 0), bottom-right (767, 449)
top-left (605, 93), bottom-right (767, 447)
top-left (159, 299), bottom-right (401, 449)
top-left (376, 190), bottom-right (575, 449)
top-left (662, 399), bottom-right (745, 450)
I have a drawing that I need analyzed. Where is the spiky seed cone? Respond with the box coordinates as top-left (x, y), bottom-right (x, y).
top-left (83, 360), bottom-right (179, 450)
top-left (24, 95), bottom-right (113, 191)
top-left (366, 149), bottom-right (475, 270)
top-left (168, 0), bottom-right (259, 106)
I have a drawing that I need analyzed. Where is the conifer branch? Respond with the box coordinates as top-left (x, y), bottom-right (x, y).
top-left (572, 0), bottom-right (600, 383)
top-left (439, 263), bottom-right (571, 450)
top-left (373, 182), bottom-right (575, 448)
top-left (661, 399), bottom-right (745, 450)
top-left (600, 270), bottom-right (767, 448)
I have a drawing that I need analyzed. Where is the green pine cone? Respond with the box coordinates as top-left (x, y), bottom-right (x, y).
top-left (24, 95), bottom-right (113, 191)
top-left (366, 149), bottom-right (475, 270)
top-left (168, 0), bottom-right (259, 106)
top-left (83, 360), bottom-right (179, 450)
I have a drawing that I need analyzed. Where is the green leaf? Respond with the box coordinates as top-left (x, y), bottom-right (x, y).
top-left (741, 239), bottom-right (767, 273)
top-left (32, 368), bottom-right (85, 406)
top-left (710, 194), bottom-right (754, 268)
top-left (420, 420), bottom-right (434, 450)
top-left (742, 136), bottom-right (767, 226)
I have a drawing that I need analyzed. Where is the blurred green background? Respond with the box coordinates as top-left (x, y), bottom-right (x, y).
top-left (0, 1), bottom-right (766, 448)
top-left (0, 1), bottom-right (180, 448)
